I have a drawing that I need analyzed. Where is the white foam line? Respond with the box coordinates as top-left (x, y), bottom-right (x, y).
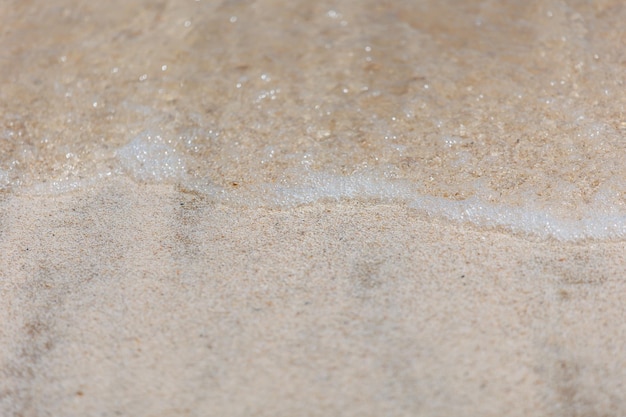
top-left (11, 167), bottom-right (626, 241)
top-left (11, 169), bottom-right (115, 196)
top-left (233, 172), bottom-right (626, 241)
top-left (411, 194), bottom-right (626, 241)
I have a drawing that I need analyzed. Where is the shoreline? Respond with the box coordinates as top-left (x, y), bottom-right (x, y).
top-left (7, 170), bottom-right (626, 242)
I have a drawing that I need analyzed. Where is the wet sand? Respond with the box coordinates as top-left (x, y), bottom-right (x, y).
top-left (2, 0), bottom-right (626, 415)
top-left (1, 177), bottom-right (626, 416)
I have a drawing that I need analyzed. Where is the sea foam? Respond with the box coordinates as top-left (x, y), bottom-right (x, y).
top-left (116, 132), bottom-right (186, 182)
top-left (185, 170), bottom-right (626, 241)
top-left (2, 0), bottom-right (625, 243)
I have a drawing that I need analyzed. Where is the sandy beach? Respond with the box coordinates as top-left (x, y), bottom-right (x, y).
top-left (1, 177), bottom-right (625, 416)
top-left (1, 0), bottom-right (626, 415)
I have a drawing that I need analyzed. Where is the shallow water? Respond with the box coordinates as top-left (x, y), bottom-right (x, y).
top-left (1, 0), bottom-right (625, 240)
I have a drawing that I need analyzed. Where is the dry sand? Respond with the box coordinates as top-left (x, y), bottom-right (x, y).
top-left (1, 0), bottom-right (626, 416)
